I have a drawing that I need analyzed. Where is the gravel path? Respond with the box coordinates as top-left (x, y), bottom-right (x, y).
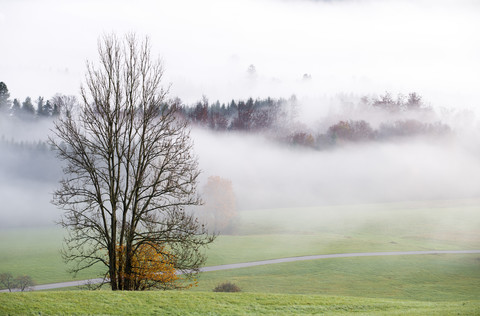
top-left (2, 249), bottom-right (479, 292)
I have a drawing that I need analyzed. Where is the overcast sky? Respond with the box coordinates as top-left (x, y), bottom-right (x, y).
top-left (1, 0), bottom-right (479, 110)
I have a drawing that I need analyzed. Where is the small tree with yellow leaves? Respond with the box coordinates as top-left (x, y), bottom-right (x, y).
top-left (115, 243), bottom-right (196, 290)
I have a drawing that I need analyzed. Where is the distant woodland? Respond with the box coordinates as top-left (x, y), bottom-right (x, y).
top-left (178, 92), bottom-right (450, 149)
top-left (0, 81), bottom-right (451, 152)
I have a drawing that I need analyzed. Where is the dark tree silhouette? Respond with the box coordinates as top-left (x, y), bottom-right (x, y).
top-left (50, 34), bottom-right (215, 291)
top-left (0, 82), bottom-right (11, 112)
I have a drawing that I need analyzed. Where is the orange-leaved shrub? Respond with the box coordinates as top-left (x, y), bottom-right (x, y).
top-left (115, 243), bottom-right (181, 290)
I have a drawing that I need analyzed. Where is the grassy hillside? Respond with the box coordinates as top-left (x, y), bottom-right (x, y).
top-left (1, 199), bottom-right (479, 302)
top-left (0, 227), bottom-right (104, 284)
top-left (1, 291), bottom-right (479, 315)
top-left (194, 254), bottom-right (480, 301)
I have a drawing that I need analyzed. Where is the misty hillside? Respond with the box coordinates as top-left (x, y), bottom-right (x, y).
top-left (178, 92), bottom-right (452, 149)
top-left (0, 0), bottom-right (478, 233)
top-left (0, 1), bottom-right (479, 312)
top-left (1, 83), bottom-right (479, 229)
top-left (0, 82), bottom-right (456, 152)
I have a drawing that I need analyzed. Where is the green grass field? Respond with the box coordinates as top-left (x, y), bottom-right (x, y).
top-left (195, 254), bottom-right (480, 301)
top-left (1, 291), bottom-right (479, 315)
top-left (1, 199), bottom-right (480, 307)
top-left (0, 227), bottom-right (104, 284)
top-left (207, 200), bottom-right (480, 266)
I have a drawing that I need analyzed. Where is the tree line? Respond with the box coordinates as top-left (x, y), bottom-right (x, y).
top-left (178, 95), bottom-right (298, 132)
top-left (178, 91), bottom-right (451, 149)
top-left (0, 82), bottom-right (75, 120)
top-left (1, 78), bottom-right (451, 152)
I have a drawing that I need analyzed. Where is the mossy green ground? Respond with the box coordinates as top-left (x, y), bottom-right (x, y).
top-left (194, 254), bottom-right (480, 301)
top-left (0, 227), bottom-right (104, 284)
top-left (1, 291), bottom-right (479, 315)
top-left (1, 199), bottom-right (479, 304)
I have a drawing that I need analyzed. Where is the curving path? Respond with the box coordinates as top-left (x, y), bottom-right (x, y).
top-left (2, 249), bottom-right (480, 292)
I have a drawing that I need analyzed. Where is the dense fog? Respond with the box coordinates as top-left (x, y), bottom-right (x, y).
top-left (0, 117), bottom-right (60, 227)
top-left (2, 97), bottom-right (480, 228)
top-left (193, 127), bottom-right (480, 210)
top-left (1, 0), bottom-right (479, 228)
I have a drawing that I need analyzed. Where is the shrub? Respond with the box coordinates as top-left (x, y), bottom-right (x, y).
top-left (328, 120), bottom-right (374, 143)
top-left (213, 282), bottom-right (241, 293)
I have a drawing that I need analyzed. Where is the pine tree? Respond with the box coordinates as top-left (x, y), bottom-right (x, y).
top-left (22, 97), bottom-right (35, 117)
top-left (52, 102), bottom-right (61, 117)
top-left (0, 82), bottom-right (11, 113)
top-left (36, 97), bottom-right (45, 116)
top-left (45, 100), bottom-right (53, 116)
top-left (11, 99), bottom-right (21, 116)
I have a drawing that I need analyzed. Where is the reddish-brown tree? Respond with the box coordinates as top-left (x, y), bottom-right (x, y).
top-left (201, 176), bottom-right (237, 234)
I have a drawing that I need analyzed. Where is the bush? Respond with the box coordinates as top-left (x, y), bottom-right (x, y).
top-left (213, 282), bottom-right (241, 293)
top-left (327, 120), bottom-right (374, 143)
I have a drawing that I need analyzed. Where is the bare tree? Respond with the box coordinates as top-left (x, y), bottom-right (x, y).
top-left (50, 94), bottom-right (78, 117)
top-left (15, 275), bottom-right (35, 292)
top-left (0, 273), bottom-right (35, 292)
top-left (0, 273), bottom-right (15, 292)
top-left (50, 34), bottom-right (215, 291)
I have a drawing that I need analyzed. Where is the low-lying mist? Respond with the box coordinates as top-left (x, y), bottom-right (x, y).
top-left (0, 117), bottom-right (60, 228)
top-left (1, 97), bottom-right (480, 228)
top-left (193, 127), bottom-right (480, 210)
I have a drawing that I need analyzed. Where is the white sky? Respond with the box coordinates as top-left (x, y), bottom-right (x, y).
top-left (1, 0), bottom-right (479, 110)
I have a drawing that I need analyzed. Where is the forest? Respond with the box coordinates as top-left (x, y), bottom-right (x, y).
top-left (0, 81), bottom-right (452, 152)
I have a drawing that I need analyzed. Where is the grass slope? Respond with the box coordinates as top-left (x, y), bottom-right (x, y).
top-left (1, 199), bottom-right (479, 302)
top-left (0, 227), bottom-right (104, 284)
top-left (207, 200), bottom-right (480, 265)
top-left (194, 254), bottom-right (480, 301)
top-left (1, 291), bottom-right (479, 315)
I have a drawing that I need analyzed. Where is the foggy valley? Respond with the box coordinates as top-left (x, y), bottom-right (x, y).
top-left (1, 92), bottom-right (480, 226)
top-left (1, 0), bottom-right (480, 313)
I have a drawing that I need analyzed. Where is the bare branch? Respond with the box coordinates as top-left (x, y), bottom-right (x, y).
top-left (51, 33), bottom-right (215, 291)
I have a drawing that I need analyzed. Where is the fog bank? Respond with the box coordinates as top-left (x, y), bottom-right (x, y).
top-left (193, 128), bottom-right (480, 210)
top-left (1, 0), bottom-right (479, 227)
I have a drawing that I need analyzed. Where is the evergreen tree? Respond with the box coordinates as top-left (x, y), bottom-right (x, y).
top-left (43, 100), bottom-right (53, 117)
top-left (36, 97), bottom-right (45, 116)
top-left (52, 102), bottom-right (61, 117)
top-left (0, 82), bottom-right (11, 113)
top-left (11, 98), bottom-right (21, 116)
top-left (227, 100), bottom-right (237, 117)
top-left (21, 97), bottom-right (35, 117)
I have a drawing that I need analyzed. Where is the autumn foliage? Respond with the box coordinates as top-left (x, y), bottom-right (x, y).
top-left (114, 243), bottom-right (183, 290)
top-left (202, 176), bottom-right (237, 234)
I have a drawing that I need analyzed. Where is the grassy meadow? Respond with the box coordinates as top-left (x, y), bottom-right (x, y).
top-left (0, 227), bottom-right (104, 284)
top-left (1, 291), bottom-right (479, 315)
top-left (195, 254), bottom-right (480, 301)
top-left (1, 199), bottom-right (480, 314)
